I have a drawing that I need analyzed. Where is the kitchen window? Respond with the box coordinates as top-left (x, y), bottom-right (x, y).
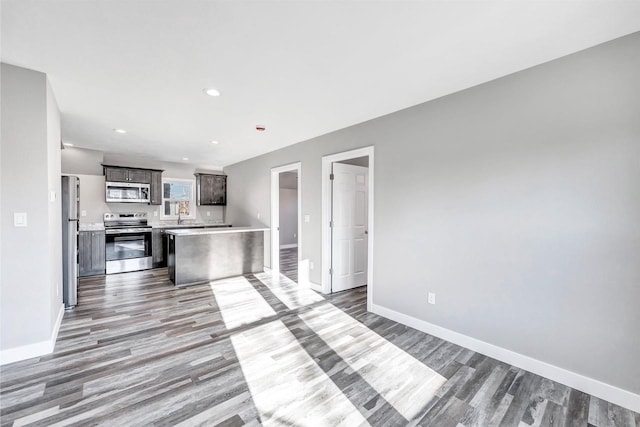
top-left (161, 178), bottom-right (196, 220)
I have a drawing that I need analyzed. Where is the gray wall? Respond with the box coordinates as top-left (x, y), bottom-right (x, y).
top-left (61, 146), bottom-right (104, 175)
top-left (279, 171), bottom-right (298, 190)
top-left (1, 63), bottom-right (63, 352)
top-left (224, 33), bottom-right (640, 394)
top-left (279, 188), bottom-right (298, 246)
top-left (61, 148), bottom-right (225, 224)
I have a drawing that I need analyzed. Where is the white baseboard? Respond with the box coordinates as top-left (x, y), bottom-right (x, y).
top-left (51, 303), bottom-right (64, 347)
top-left (308, 281), bottom-right (323, 293)
top-left (0, 303), bottom-right (65, 366)
top-left (371, 303), bottom-right (640, 413)
top-left (279, 244), bottom-right (298, 249)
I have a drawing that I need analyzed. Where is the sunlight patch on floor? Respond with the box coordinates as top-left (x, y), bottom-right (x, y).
top-left (254, 271), bottom-right (325, 310)
top-left (230, 320), bottom-right (368, 427)
top-left (210, 276), bottom-right (276, 330)
top-left (298, 304), bottom-right (447, 421)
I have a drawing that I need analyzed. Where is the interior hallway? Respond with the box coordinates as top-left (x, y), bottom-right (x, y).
top-left (279, 246), bottom-right (298, 283)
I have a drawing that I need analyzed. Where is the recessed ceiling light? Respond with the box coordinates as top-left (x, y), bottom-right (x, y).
top-left (210, 140), bottom-right (219, 145)
top-left (63, 142), bottom-right (74, 147)
top-left (113, 128), bottom-right (127, 134)
top-left (182, 157), bottom-right (189, 161)
top-left (204, 88), bottom-right (220, 97)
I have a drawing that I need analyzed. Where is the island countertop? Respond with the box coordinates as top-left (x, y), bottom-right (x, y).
top-left (165, 226), bottom-right (268, 236)
top-left (151, 223), bottom-right (231, 229)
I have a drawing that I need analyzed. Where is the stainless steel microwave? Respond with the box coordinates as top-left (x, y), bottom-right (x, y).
top-left (105, 181), bottom-right (150, 203)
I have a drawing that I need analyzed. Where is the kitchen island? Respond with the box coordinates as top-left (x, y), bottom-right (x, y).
top-left (166, 226), bottom-right (268, 286)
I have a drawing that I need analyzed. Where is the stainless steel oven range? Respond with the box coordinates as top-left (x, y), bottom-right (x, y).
top-left (104, 212), bottom-right (152, 274)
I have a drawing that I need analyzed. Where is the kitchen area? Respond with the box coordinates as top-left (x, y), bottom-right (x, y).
top-left (61, 151), bottom-right (267, 309)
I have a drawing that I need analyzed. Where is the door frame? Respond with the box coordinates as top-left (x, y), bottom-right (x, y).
top-left (270, 162), bottom-right (302, 278)
top-left (321, 146), bottom-right (374, 311)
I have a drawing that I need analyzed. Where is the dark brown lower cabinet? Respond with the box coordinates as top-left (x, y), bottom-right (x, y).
top-left (151, 226), bottom-right (230, 268)
top-left (78, 230), bottom-right (106, 277)
top-left (152, 229), bottom-right (165, 267)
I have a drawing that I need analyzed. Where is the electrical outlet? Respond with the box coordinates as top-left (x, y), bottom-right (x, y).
top-left (309, 261), bottom-right (314, 270)
top-left (293, 233), bottom-right (297, 238)
top-left (81, 210), bottom-right (87, 217)
top-left (154, 211), bottom-right (158, 217)
top-left (14, 212), bottom-right (27, 227)
top-left (304, 215), bottom-right (310, 223)
top-left (428, 292), bottom-right (436, 305)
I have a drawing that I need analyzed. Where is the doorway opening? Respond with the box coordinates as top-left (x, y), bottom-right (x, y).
top-left (270, 163), bottom-right (302, 284)
top-left (278, 171), bottom-right (299, 282)
top-left (322, 146), bottom-right (374, 311)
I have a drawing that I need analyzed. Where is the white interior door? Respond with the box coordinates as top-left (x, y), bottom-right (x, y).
top-left (331, 163), bottom-right (368, 292)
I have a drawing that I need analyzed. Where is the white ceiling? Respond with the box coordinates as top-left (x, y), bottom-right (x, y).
top-left (2, 1), bottom-right (640, 168)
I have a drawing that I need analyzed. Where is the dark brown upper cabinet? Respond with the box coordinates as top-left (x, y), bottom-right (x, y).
top-left (103, 165), bottom-right (152, 184)
top-left (195, 173), bottom-right (227, 206)
top-left (150, 171), bottom-right (163, 205)
top-left (103, 165), bottom-right (163, 205)
top-left (104, 167), bottom-right (129, 182)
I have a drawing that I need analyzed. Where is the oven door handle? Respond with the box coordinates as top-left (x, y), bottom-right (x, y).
top-left (105, 229), bottom-right (152, 235)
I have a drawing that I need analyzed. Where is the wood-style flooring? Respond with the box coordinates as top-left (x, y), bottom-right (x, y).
top-left (279, 247), bottom-right (298, 283)
top-left (1, 269), bottom-right (638, 426)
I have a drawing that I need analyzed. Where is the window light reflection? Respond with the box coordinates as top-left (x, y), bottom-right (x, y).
top-left (298, 303), bottom-right (447, 420)
top-left (210, 276), bottom-right (276, 330)
top-left (210, 274), bottom-right (447, 424)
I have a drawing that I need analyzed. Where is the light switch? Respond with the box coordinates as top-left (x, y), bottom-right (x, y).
top-left (81, 210), bottom-right (87, 217)
top-left (207, 211), bottom-right (211, 217)
top-left (14, 212), bottom-right (28, 227)
top-left (154, 211), bottom-right (158, 217)
top-left (304, 215), bottom-right (310, 223)
top-left (49, 191), bottom-right (56, 202)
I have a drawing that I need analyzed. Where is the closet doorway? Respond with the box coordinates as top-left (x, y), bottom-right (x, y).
top-left (270, 162), bottom-right (301, 283)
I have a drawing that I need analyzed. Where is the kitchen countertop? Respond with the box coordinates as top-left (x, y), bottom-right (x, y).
top-left (78, 223), bottom-right (231, 231)
top-left (78, 223), bottom-right (105, 231)
top-left (151, 223), bottom-right (231, 229)
top-left (165, 226), bottom-right (268, 236)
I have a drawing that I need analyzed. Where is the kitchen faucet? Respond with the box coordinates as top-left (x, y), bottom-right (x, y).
top-left (177, 203), bottom-right (183, 225)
